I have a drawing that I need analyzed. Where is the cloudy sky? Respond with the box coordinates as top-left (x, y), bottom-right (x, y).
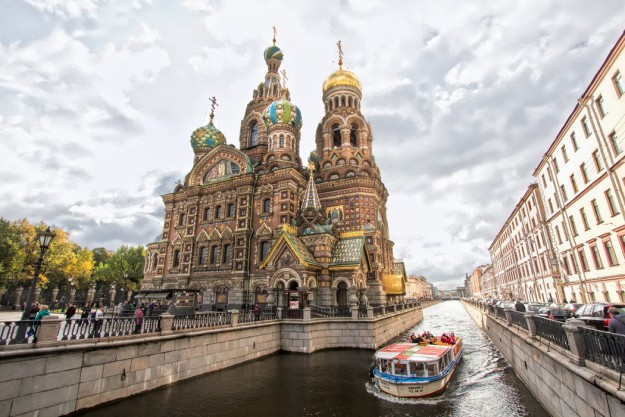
top-left (1, 1), bottom-right (623, 289)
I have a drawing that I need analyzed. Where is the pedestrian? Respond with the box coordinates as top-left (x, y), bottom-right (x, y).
top-left (29, 302), bottom-right (40, 319)
top-left (608, 308), bottom-right (625, 335)
top-left (65, 303), bottom-right (76, 321)
top-left (28, 304), bottom-right (50, 337)
top-left (91, 305), bottom-right (104, 337)
top-left (253, 303), bottom-right (261, 321)
top-left (133, 306), bottom-right (144, 334)
top-left (80, 305), bottom-right (91, 324)
top-left (514, 299), bottom-right (526, 312)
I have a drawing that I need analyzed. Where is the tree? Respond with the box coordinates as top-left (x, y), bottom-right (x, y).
top-left (0, 218), bottom-right (24, 292)
top-left (93, 245), bottom-right (145, 292)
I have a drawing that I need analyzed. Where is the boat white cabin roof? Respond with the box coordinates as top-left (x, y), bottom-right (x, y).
top-left (375, 342), bottom-right (453, 362)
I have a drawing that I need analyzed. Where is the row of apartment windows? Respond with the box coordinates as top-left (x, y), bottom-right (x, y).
top-left (560, 235), bottom-right (624, 276)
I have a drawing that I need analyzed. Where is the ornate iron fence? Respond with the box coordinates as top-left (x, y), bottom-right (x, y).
top-left (59, 319), bottom-right (94, 340)
top-left (238, 310), bottom-right (276, 323)
top-left (372, 306), bottom-right (384, 316)
top-left (534, 316), bottom-right (570, 350)
top-left (59, 316), bottom-right (161, 340)
top-left (310, 305), bottom-right (351, 318)
top-left (279, 309), bottom-right (303, 320)
top-left (509, 310), bottom-right (528, 330)
top-left (580, 327), bottom-right (625, 372)
top-left (172, 312), bottom-right (231, 330)
top-left (0, 320), bottom-right (36, 345)
top-left (358, 307), bottom-right (368, 318)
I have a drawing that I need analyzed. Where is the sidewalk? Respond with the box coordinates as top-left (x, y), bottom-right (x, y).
top-left (0, 310), bottom-right (62, 321)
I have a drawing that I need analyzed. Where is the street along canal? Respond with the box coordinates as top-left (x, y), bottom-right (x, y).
top-left (78, 301), bottom-right (549, 416)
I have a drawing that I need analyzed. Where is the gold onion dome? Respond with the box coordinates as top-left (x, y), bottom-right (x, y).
top-left (322, 68), bottom-right (361, 94)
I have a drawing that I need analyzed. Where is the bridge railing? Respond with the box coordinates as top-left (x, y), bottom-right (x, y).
top-left (509, 310), bottom-right (529, 330)
top-left (0, 301), bottom-right (422, 349)
top-left (580, 327), bottom-right (625, 373)
top-left (533, 316), bottom-right (570, 350)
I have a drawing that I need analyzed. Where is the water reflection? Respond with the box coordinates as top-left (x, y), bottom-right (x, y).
top-left (79, 301), bottom-right (549, 417)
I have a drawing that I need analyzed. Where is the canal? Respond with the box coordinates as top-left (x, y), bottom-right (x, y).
top-left (78, 301), bottom-right (550, 417)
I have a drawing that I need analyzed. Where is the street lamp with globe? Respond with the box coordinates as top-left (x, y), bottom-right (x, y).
top-left (21, 227), bottom-right (56, 321)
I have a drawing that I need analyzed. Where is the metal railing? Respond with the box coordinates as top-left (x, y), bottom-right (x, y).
top-left (373, 306), bottom-right (384, 316)
top-left (533, 316), bottom-right (570, 350)
top-left (580, 327), bottom-right (625, 372)
top-left (172, 312), bottom-right (231, 330)
top-left (310, 305), bottom-right (351, 318)
top-left (509, 310), bottom-right (528, 330)
top-left (358, 307), bottom-right (368, 318)
top-left (59, 317), bottom-right (161, 340)
top-left (278, 309), bottom-right (304, 320)
top-left (0, 320), bottom-right (36, 345)
top-left (238, 310), bottom-right (276, 323)
top-left (495, 306), bottom-right (507, 320)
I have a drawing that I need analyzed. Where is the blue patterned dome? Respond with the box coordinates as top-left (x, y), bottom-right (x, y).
top-left (264, 45), bottom-right (283, 62)
top-left (190, 121), bottom-right (226, 150)
top-left (262, 98), bottom-right (302, 129)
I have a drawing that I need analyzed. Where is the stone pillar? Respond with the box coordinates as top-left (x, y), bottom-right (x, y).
top-left (367, 306), bottom-right (373, 318)
top-left (563, 319), bottom-right (588, 366)
top-left (349, 287), bottom-right (358, 307)
top-left (381, 306), bottom-right (386, 315)
top-left (351, 305), bottom-right (358, 319)
top-left (266, 288), bottom-right (276, 307)
top-left (504, 308), bottom-right (512, 326)
top-left (277, 307), bottom-right (283, 320)
top-left (231, 310), bottom-right (239, 327)
top-left (69, 288), bottom-right (76, 303)
top-left (160, 313), bottom-right (174, 335)
top-left (303, 307), bottom-right (311, 322)
top-left (524, 312), bottom-right (537, 337)
top-left (33, 288), bottom-right (41, 303)
top-left (35, 316), bottom-right (62, 345)
top-left (331, 288), bottom-right (338, 307)
top-left (51, 288), bottom-right (59, 305)
top-left (13, 286), bottom-right (23, 307)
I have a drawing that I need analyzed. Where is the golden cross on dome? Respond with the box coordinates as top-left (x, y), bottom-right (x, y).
top-left (209, 96), bottom-right (218, 122)
top-left (337, 40), bottom-right (344, 69)
top-left (280, 69), bottom-right (288, 89)
top-left (272, 26), bottom-right (277, 46)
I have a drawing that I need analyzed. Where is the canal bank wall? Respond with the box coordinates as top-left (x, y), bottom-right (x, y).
top-left (462, 300), bottom-right (625, 417)
top-left (0, 307), bottom-right (422, 417)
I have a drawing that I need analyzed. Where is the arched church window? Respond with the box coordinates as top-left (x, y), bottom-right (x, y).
top-left (350, 124), bottom-right (358, 146)
top-left (323, 162), bottom-right (332, 169)
top-left (173, 249), bottom-right (180, 267)
top-left (210, 246), bottom-right (219, 264)
top-left (199, 247), bottom-right (207, 264)
top-left (260, 241), bottom-right (270, 261)
top-left (281, 155), bottom-right (291, 161)
top-left (337, 159), bottom-right (346, 166)
top-left (273, 85), bottom-right (278, 96)
top-left (178, 213), bottom-right (186, 226)
top-left (263, 198), bottom-right (271, 213)
top-left (349, 159), bottom-right (358, 166)
top-left (152, 253), bottom-right (158, 270)
top-left (279, 134), bottom-right (285, 148)
top-left (348, 96), bottom-right (353, 107)
top-left (227, 203), bottom-right (235, 217)
top-left (337, 282), bottom-right (348, 307)
top-left (222, 244), bottom-right (232, 264)
top-left (341, 96), bottom-right (346, 107)
top-left (332, 124), bottom-right (341, 147)
top-left (203, 207), bottom-right (211, 221)
top-left (334, 97), bottom-right (339, 109)
top-left (250, 122), bottom-right (259, 146)
top-left (215, 206), bottom-right (222, 219)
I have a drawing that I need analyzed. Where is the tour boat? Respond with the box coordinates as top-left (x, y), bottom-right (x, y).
top-left (371, 337), bottom-right (463, 398)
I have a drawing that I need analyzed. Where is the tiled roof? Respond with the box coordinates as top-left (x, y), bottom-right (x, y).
top-left (330, 236), bottom-right (367, 268)
top-left (258, 228), bottom-right (321, 270)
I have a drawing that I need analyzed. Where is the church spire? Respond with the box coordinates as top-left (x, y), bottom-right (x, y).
top-left (302, 161), bottom-right (321, 210)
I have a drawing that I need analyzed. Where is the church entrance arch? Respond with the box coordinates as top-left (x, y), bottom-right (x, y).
top-left (336, 281), bottom-right (348, 307)
top-left (270, 268), bottom-right (305, 310)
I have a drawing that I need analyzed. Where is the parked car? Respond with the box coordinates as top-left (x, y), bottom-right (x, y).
top-left (536, 306), bottom-right (567, 322)
top-left (524, 303), bottom-right (546, 313)
top-left (562, 303), bottom-right (583, 319)
top-left (573, 303), bottom-right (625, 330)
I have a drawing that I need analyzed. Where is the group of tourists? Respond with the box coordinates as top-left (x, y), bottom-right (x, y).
top-left (406, 330), bottom-right (456, 345)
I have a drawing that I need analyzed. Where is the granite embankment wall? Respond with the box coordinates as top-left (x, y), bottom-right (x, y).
top-left (462, 301), bottom-right (625, 417)
top-left (0, 307), bottom-right (422, 417)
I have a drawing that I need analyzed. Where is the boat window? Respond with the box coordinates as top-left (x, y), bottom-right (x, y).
top-left (379, 359), bottom-right (390, 373)
top-left (413, 362), bottom-right (426, 377)
top-left (426, 362), bottom-right (438, 376)
top-left (393, 362), bottom-right (407, 376)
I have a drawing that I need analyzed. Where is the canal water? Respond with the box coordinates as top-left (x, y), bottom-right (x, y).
top-left (79, 301), bottom-right (550, 417)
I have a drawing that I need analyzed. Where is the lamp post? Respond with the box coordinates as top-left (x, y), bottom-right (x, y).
top-left (124, 273), bottom-right (129, 302)
top-left (21, 228), bottom-right (55, 321)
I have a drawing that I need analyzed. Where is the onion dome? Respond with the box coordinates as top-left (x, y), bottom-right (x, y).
top-left (264, 45), bottom-right (283, 62)
top-left (190, 121), bottom-right (226, 150)
top-left (262, 97), bottom-right (302, 129)
top-left (322, 68), bottom-right (361, 94)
